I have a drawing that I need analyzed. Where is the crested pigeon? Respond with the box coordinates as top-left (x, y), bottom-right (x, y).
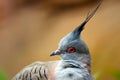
top-left (12, 2), bottom-right (102, 80)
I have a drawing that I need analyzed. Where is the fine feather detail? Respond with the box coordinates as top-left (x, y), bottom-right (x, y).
top-left (12, 62), bottom-right (49, 80)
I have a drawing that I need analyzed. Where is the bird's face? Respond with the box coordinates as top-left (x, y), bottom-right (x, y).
top-left (59, 39), bottom-right (90, 61)
top-left (50, 34), bottom-right (90, 62)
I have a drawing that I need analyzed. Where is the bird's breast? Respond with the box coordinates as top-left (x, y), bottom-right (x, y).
top-left (54, 60), bottom-right (91, 80)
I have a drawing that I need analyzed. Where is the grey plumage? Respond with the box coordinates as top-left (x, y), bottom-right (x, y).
top-left (12, 1), bottom-right (102, 80)
top-left (50, 0), bottom-right (102, 67)
top-left (50, 1), bottom-right (102, 80)
top-left (54, 60), bottom-right (93, 80)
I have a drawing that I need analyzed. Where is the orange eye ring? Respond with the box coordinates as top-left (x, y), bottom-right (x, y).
top-left (66, 47), bottom-right (76, 53)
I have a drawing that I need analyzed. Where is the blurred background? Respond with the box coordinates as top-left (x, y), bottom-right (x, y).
top-left (0, 0), bottom-right (120, 80)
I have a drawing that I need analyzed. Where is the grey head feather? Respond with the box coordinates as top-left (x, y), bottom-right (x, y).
top-left (50, 1), bottom-right (102, 76)
top-left (69, 1), bottom-right (102, 40)
top-left (58, 1), bottom-right (102, 49)
top-left (50, 1), bottom-right (102, 63)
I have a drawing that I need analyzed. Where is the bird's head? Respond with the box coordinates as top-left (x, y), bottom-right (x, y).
top-left (50, 2), bottom-right (101, 64)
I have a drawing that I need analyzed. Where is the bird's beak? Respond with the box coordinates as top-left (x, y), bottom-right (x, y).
top-left (50, 49), bottom-right (61, 56)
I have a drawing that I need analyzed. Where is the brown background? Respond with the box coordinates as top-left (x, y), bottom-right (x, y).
top-left (0, 0), bottom-right (120, 80)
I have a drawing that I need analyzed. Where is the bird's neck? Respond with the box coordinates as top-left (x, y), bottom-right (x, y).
top-left (80, 54), bottom-right (91, 73)
top-left (71, 55), bottom-right (91, 73)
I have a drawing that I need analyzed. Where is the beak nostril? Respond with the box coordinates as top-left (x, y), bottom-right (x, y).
top-left (55, 49), bottom-right (61, 54)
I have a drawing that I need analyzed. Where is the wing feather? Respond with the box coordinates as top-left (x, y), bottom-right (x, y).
top-left (12, 62), bottom-right (49, 80)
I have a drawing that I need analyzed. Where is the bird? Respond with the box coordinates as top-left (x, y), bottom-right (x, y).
top-left (11, 1), bottom-right (102, 80)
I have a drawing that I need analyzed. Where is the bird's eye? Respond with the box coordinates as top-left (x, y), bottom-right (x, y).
top-left (66, 47), bottom-right (76, 53)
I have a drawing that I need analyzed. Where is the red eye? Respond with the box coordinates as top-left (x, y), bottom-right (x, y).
top-left (66, 47), bottom-right (76, 53)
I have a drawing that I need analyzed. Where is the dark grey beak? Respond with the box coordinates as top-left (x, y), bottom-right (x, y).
top-left (50, 49), bottom-right (61, 56)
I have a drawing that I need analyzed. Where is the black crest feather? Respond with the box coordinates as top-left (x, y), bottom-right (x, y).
top-left (72, 1), bottom-right (102, 38)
